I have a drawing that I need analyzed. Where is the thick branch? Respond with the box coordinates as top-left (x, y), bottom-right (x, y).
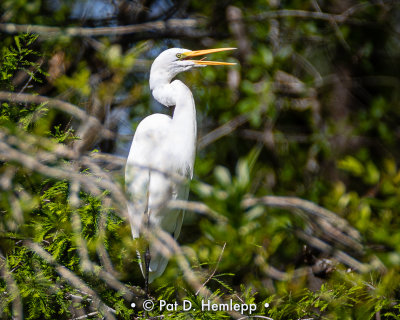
top-left (0, 19), bottom-right (205, 38)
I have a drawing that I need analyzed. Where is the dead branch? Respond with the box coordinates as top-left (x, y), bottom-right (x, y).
top-left (311, 0), bottom-right (350, 51)
top-left (242, 195), bottom-right (361, 242)
top-left (195, 242), bottom-right (226, 295)
top-left (251, 4), bottom-right (365, 24)
top-left (168, 199), bottom-right (227, 223)
top-left (295, 230), bottom-right (370, 273)
top-left (0, 19), bottom-right (207, 38)
top-left (227, 6), bottom-right (251, 62)
top-left (250, 1), bottom-right (395, 25)
top-left (0, 137), bottom-right (128, 217)
top-left (71, 312), bottom-right (99, 320)
top-left (198, 115), bottom-right (248, 149)
top-left (0, 254), bottom-right (23, 320)
top-left (89, 152), bottom-right (126, 169)
top-left (252, 9), bottom-right (355, 23)
top-left (0, 91), bottom-right (114, 139)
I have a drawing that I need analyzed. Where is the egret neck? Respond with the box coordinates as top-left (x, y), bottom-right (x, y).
top-left (150, 75), bottom-right (197, 178)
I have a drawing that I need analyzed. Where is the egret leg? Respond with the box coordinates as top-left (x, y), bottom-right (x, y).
top-left (144, 246), bottom-right (151, 297)
top-left (144, 192), bottom-right (151, 298)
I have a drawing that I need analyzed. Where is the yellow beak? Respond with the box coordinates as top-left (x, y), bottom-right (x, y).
top-left (182, 47), bottom-right (236, 66)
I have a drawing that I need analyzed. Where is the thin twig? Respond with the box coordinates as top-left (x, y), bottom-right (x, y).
top-left (168, 199), bottom-right (227, 223)
top-left (252, 9), bottom-right (358, 23)
top-left (311, 0), bottom-right (350, 51)
top-left (198, 115), bottom-right (248, 149)
top-left (140, 226), bottom-right (243, 319)
top-left (196, 242), bottom-right (226, 295)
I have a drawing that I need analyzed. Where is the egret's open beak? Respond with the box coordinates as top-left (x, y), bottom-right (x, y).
top-left (182, 48), bottom-right (236, 66)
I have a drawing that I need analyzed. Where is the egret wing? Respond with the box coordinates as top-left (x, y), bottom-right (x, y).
top-left (125, 114), bottom-right (172, 238)
top-left (125, 112), bottom-right (194, 282)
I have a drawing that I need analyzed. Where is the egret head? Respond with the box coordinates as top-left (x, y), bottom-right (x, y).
top-left (149, 47), bottom-right (235, 90)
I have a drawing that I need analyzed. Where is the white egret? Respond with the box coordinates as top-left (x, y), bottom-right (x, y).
top-left (125, 47), bottom-right (235, 290)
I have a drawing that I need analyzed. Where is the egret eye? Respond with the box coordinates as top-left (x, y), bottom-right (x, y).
top-left (176, 53), bottom-right (183, 59)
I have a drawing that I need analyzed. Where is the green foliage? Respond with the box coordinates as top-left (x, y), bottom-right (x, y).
top-left (265, 269), bottom-right (400, 319)
top-left (0, 35), bottom-right (133, 319)
top-left (54, 63), bottom-right (92, 98)
top-left (48, 124), bottom-right (78, 143)
top-left (0, 34), bottom-right (49, 133)
top-left (1, 1), bottom-right (400, 319)
top-left (0, 34), bottom-right (46, 90)
top-left (0, 177), bottom-right (132, 319)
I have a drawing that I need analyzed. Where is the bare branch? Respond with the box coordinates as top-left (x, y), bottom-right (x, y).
top-left (198, 115), bottom-right (248, 149)
top-left (0, 136), bottom-right (128, 218)
top-left (0, 255), bottom-right (23, 320)
top-left (0, 19), bottom-right (208, 38)
top-left (71, 312), bottom-right (99, 320)
top-left (252, 9), bottom-right (351, 23)
top-left (196, 242), bottom-right (226, 295)
top-left (227, 6), bottom-right (252, 62)
top-left (311, 0), bottom-right (350, 51)
top-left (89, 152), bottom-right (126, 170)
top-left (250, 1), bottom-right (394, 24)
top-left (294, 230), bottom-right (370, 273)
top-left (168, 199), bottom-right (227, 222)
top-left (0, 91), bottom-right (114, 139)
top-left (242, 195), bottom-right (361, 243)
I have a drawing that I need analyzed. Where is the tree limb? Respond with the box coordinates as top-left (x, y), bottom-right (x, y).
top-left (251, 9), bottom-right (358, 23)
top-left (242, 195), bottom-right (361, 242)
top-left (250, 1), bottom-right (394, 24)
top-left (198, 115), bottom-right (248, 149)
top-left (0, 19), bottom-right (206, 38)
top-left (0, 137), bottom-right (128, 216)
top-left (0, 91), bottom-right (114, 139)
top-left (0, 255), bottom-right (23, 319)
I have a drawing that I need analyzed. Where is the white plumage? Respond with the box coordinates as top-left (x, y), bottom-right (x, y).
top-left (125, 47), bottom-right (235, 283)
